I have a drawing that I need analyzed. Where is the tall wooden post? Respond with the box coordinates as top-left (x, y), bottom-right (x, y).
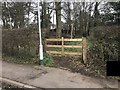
top-left (44, 39), bottom-right (47, 53)
top-left (82, 37), bottom-right (87, 64)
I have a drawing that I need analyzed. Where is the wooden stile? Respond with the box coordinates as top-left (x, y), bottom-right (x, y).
top-left (64, 52), bottom-right (82, 55)
top-left (82, 37), bottom-right (87, 64)
top-left (64, 38), bottom-right (82, 41)
top-left (46, 51), bottom-right (61, 54)
top-left (46, 45), bottom-right (62, 48)
top-left (46, 38), bottom-right (82, 42)
top-left (45, 37), bottom-right (86, 64)
top-left (64, 45), bottom-right (82, 48)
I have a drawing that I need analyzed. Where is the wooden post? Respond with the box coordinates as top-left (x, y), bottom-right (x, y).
top-left (44, 39), bottom-right (47, 53)
top-left (82, 37), bottom-right (87, 64)
top-left (61, 37), bottom-right (64, 55)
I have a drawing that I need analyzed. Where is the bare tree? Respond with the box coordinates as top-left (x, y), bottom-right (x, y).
top-left (62, 2), bottom-right (72, 35)
top-left (55, 1), bottom-right (61, 38)
top-left (93, 2), bottom-right (100, 27)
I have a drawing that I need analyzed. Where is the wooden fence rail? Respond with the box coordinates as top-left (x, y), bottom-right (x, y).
top-left (45, 37), bottom-right (87, 64)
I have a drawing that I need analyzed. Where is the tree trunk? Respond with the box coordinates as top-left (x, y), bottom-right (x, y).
top-left (71, 24), bottom-right (73, 39)
top-left (94, 2), bottom-right (99, 27)
top-left (55, 2), bottom-right (61, 38)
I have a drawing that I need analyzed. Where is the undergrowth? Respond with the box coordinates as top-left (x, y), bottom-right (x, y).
top-left (43, 53), bottom-right (54, 67)
top-left (2, 53), bottom-right (55, 67)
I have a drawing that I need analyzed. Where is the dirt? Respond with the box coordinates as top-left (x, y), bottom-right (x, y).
top-left (1, 61), bottom-right (118, 88)
top-left (2, 82), bottom-right (19, 89)
top-left (1, 82), bottom-right (42, 90)
top-left (52, 56), bottom-right (106, 79)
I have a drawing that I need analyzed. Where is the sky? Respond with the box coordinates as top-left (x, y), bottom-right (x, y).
top-left (30, 1), bottom-right (95, 25)
top-left (0, 0), bottom-right (118, 27)
top-left (0, 1), bottom-right (105, 27)
top-left (29, 1), bottom-right (66, 26)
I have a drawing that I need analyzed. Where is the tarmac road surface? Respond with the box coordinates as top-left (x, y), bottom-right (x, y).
top-left (0, 60), bottom-right (119, 88)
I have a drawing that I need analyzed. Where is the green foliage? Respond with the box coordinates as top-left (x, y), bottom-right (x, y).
top-left (2, 28), bottom-right (55, 66)
top-left (2, 28), bottom-right (39, 63)
top-left (64, 41), bottom-right (81, 45)
top-left (43, 53), bottom-right (54, 67)
top-left (100, 2), bottom-right (120, 25)
top-left (2, 54), bottom-right (38, 65)
top-left (64, 41), bottom-right (82, 52)
top-left (64, 48), bottom-right (81, 52)
top-left (87, 26), bottom-right (119, 78)
top-left (50, 48), bottom-right (61, 52)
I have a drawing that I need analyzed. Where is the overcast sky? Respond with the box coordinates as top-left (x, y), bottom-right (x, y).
top-left (0, 0), bottom-right (118, 27)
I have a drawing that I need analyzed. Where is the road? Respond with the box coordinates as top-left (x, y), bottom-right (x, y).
top-left (0, 60), bottom-right (119, 88)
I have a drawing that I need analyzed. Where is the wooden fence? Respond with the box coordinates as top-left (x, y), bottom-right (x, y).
top-left (45, 37), bottom-right (87, 64)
